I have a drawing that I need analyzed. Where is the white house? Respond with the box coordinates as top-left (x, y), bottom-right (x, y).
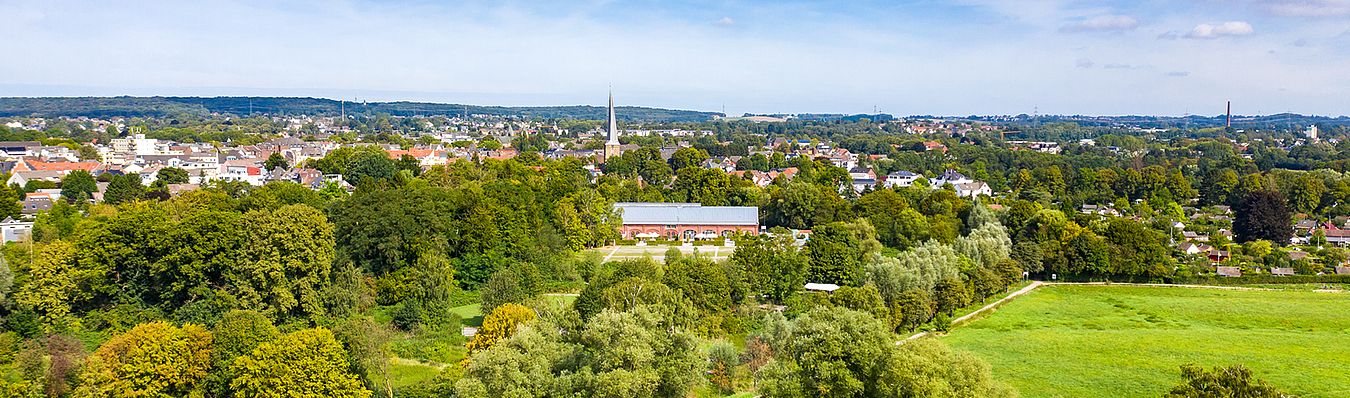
top-left (953, 181), bottom-right (992, 198)
top-left (884, 171), bottom-right (923, 188)
top-left (0, 218), bottom-right (33, 243)
top-left (929, 169), bottom-right (974, 188)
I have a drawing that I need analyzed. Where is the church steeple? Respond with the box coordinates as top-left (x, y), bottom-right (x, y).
top-left (607, 90), bottom-right (619, 145)
top-left (603, 90), bottom-right (623, 162)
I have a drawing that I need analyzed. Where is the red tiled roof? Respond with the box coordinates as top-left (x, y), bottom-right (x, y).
top-left (24, 159), bottom-right (100, 172)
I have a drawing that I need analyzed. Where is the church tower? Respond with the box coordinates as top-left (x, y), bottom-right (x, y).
top-left (603, 91), bottom-right (623, 162)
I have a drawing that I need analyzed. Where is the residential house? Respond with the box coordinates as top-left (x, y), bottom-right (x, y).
top-left (1081, 204), bottom-right (1121, 217)
top-left (1208, 249), bottom-right (1231, 263)
top-left (1179, 242), bottom-right (1211, 256)
top-left (1216, 266), bottom-right (1242, 277)
top-left (1324, 228), bottom-right (1350, 246)
top-left (703, 157), bottom-right (738, 173)
top-left (0, 141), bottom-right (41, 158)
top-left (848, 167), bottom-right (876, 182)
top-left (921, 141), bottom-right (947, 153)
top-left (21, 193), bottom-right (54, 214)
top-left (0, 217), bottom-right (32, 243)
top-left (953, 181), bottom-right (992, 198)
top-left (7, 170), bottom-right (64, 187)
top-left (929, 169), bottom-right (973, 188)
top-left (884, 171), bottom-right (923, 188)
top-left (730, 170), bottom-right (773, 187)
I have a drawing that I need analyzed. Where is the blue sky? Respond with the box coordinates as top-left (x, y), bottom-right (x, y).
top-left (1, 0), bottom-right (1348, 116)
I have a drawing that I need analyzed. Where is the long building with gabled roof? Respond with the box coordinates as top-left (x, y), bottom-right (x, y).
top-left (615, 202), bottom-right (758, 240)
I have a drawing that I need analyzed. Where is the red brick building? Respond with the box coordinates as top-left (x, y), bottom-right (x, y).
top-left (615, 202), bottom-right (759, 240)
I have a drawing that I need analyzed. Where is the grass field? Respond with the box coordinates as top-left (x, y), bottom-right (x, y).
top-left (590, 244), bottom-right (731, 263)
top-left (940, 285), bottom-right (1350, 398)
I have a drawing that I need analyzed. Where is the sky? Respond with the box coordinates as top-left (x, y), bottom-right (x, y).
top-left (1, 0), bottom-right (1348, 116)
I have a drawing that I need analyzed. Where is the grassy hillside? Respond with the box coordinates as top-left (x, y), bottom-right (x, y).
top-left (941, 285), bottom-right (1350, 398)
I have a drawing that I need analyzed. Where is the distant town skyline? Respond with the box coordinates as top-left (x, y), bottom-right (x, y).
top-left (2, 0), bottom-right (1349, 117)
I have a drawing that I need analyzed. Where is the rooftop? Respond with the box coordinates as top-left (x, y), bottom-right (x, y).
top-left (615, 202), bottom-right (758, 226)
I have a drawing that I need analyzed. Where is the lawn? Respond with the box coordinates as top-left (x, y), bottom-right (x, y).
top-left (940, 285), bottom-right (1350, 398)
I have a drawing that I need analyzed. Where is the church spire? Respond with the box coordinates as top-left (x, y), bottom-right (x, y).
top-left (607, 90), bottom-right (618, 145)
top-left (603, 89), bottom-right (623, 162)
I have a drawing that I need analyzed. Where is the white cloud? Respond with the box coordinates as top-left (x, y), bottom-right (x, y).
top-left (1165, 71), bottom-right (1190, 77)
top-left (1186, 21), bottom-right (1254, 39)
top-left (713, 16), bottom-right (734, 27)
top-left (1060, 15), bottom-right (1138, 32)
top-left (1075, 58), bottom-right (1095, 68)
top-left (1265, 0), bottom-right (1350, 17)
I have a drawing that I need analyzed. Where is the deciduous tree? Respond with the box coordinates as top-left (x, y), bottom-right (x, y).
top-left (229, 328), bottom-right (369, 398)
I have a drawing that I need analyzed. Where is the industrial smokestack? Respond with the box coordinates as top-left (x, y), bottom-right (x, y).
top-left (1226, 101), bottom-right (1231, 128)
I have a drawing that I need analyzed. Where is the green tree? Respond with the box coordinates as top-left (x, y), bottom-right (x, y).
top-left (60, 169), bottom-right (97, 203)
top-left (230, 328), bottom-right (370, 398)
top-left (344, 150), bottom-right (397, 185)
top-left (103, 173), bottom-right (146, 204)
top-left (668, 147), bottom-right (710, 171)
top-left (707, 341), bottom-right (739, 393)
top-left (75, 321), bottom-right (214, 398)
top-left (879, 338), bottom-right (1016, 397)
top-left (933, 277), bottom-right (972, 316)
top-left (866, 241), bottom-right (963, 301)
top-left (672, 167), bottom-right (733, 206)
top-left (265, 152), bottom-right (290, 171)
top-left (207, 310), bottom-right (280, 396)
top-left (805, 219), bottom-right (881, 286)
top-left (156, 167), bottom-right (190, 184)
top-left (464, 303), bottom-right (537, 359)
top-left (479, 267), bottom-right (530, 315)
top-left (211, 310), bottom-right (280, 368)
top-left (830, 285), bottom-right (889, 322)
top-left (730, 231), bottom-right (808, 303)
top-left (664, 254), bottom-right (733, 316)
top-left (955, 223), bottom-right (1012, 268)
top-left (1288, 174), bottom-right (1325, 214)
top-left (1234, 190), bottom-right (1292, 245)
top-left (230, 204), bottom-right (335, 319)
top-left (333, 317), bottom-right (396, 398)
top-left (1165, 364), bottom-right (1289, 398)
top-left (579, 307), bottom-right (702, 397)
top-left (758, 307), bottom-right (1012, 397)
top-left (0, 183), bottom-right (20, 219)
top-left (13, 241), bottom-right (77, 327)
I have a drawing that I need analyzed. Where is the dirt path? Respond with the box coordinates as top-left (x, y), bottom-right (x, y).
top-left (902, 281), bottom-right (1044, 343)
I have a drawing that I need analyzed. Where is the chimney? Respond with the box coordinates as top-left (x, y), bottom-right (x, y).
top-left (1226, 101), bottom-right (1231, 128)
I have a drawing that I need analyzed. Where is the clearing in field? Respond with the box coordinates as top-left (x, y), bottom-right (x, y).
top-left (592, 244), bottom-right (730, 263)
top-left (941, 285), bottom-right (1350, 398)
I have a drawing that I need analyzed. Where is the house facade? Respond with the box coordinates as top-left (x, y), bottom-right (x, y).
top-left (615, 202), bottom-right (759, 240)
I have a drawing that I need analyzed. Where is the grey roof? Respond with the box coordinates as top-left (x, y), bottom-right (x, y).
top-left (615, 202), bottom-right (758, 226)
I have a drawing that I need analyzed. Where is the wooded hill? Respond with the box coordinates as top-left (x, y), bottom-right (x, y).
top-left (0, 96), bottom-right (724, 122)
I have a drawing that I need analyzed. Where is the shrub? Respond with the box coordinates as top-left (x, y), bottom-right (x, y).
top-left (391, 300), bottom-right (425, 331)
top-left (707, 341), bottom-right (739, 393)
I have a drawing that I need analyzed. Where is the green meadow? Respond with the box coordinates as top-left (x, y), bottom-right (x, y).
top-left (941, 285), bottom-right (1350, 398)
